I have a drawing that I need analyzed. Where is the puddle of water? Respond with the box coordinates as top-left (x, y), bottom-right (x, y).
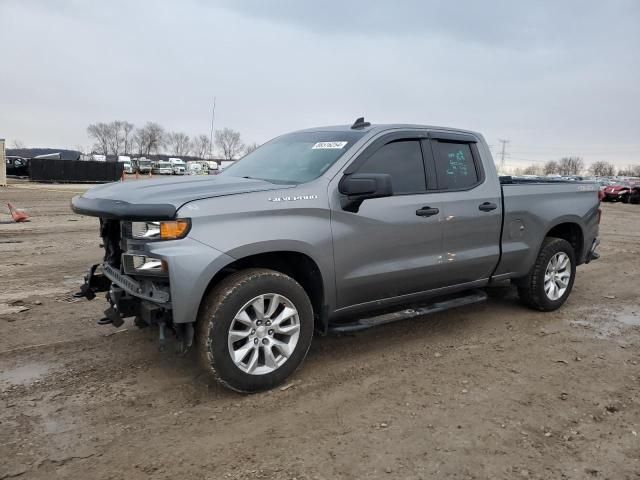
top-left (570, 305), bottom-right (640, 339)
top-left (0, 362), bottom-right (50, 388)
top-left (616, 306), bottom-right (640, 326)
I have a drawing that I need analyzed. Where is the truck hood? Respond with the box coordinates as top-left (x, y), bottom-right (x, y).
top-left (71, 175), bottom-right (290, 220)
top-left (605, 185), bottom-right (629, 193)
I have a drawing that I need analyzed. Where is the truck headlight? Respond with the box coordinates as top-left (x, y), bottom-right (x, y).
top-left (122, 254), bottom-right (168, 275)
top-left (131, 219), bottom-right (190, 241)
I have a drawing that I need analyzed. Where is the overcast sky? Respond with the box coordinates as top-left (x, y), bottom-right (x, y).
top-left (1, 0), bottom-right (638, 169)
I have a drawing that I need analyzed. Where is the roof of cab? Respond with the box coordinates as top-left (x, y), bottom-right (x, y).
top-left (293, 122), bottom-right (482, 139)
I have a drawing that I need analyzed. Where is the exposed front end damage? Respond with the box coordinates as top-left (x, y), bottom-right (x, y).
top-left (75, 218), bottom-right (189, 352)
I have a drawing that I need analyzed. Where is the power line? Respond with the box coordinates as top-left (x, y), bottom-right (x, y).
top-left (208, 96), bottom-right (216, 160)
top-left (498, 139), bottom-right (510, 171)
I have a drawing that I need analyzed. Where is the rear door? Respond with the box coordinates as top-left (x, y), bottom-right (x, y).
top-left (423, 133), bottom-right (502, 285)
top-left (330, 131), bottom-right (447, 309)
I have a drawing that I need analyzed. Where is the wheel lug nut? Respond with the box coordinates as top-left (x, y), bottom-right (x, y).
top-left (268, 329), bottom-right (274, 335)
top-left (254, 338), bottom-right (258, 344)
top-left (251, 329), bottom-right (255, 334)
top-left (256, 320), bottom-right (262, 326)
top-left (266, 321), bottom-right (271, 326)
top-left (262, 338), bottom-right (268, 345)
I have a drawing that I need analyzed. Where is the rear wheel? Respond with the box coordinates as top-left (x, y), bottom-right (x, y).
top-left (517, 237), bottom-right (576, 311)
top-left (197, 268), bottom-right (314, 393)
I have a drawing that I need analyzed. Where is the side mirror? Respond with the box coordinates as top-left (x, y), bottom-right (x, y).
top-left (338, 173), bottom-right (393, 212)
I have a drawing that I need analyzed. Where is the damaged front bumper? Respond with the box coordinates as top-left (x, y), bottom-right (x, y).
top-left (74, 220), bottom-right (235, 349)
top-left (75, 262), bottom-right (172, 328)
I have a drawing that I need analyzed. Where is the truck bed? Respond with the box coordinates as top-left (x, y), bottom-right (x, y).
top-left (495, 179), bottom-right (600, 279)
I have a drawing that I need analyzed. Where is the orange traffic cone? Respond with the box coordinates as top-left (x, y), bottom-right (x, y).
top-left (7, 203), bottom-right (30, 222)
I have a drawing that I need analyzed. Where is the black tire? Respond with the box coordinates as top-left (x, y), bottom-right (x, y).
top-left (197, 268), bottom-right (313, 393)
top-left (517, 237), bottom-right (576, 311)
top-left (622, 194), bottom-right (630, 204)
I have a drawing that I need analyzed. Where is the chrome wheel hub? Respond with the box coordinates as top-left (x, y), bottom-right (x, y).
top-left (227, 293), bottom-right (300, 375)
top-left (544, 252), bottom-right (571, 301)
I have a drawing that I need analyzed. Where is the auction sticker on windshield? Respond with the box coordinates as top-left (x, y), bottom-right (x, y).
top-left (312, 141), bottom-right (348, 149)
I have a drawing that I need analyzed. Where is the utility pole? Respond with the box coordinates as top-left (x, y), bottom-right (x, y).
top-left (497, 139), bottom-right (510, 173)
top-left (208, 97), bottom-right (216, 161)
top-left (0, 138), bottom-right (6, 187)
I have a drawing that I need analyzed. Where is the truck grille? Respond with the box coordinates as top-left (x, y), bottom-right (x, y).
top-left (120, 221), bottom-right (133, 239)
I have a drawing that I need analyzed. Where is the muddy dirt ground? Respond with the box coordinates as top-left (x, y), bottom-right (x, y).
top-left (1, 180), bottom-right (639, 479)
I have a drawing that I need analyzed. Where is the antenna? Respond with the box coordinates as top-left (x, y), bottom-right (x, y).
top-left (351, 117), bottom-right (371, 129)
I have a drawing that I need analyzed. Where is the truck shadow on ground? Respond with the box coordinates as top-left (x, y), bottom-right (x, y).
top-left (189, 293), bottom-right (534, 397)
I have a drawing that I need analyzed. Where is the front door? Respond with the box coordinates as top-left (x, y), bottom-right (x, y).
top-left (330, 134), bottom-right (446, 309)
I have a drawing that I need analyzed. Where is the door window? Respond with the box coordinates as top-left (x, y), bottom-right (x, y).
top-left (432, 141), bottom-right (479, 190)
top-left (357, 140), bottom-right (426, 194)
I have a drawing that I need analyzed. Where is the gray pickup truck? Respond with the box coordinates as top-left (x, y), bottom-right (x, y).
top-left (72, 118), bottom-right (601, 392)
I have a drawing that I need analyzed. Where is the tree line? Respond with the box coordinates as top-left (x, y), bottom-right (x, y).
top-left (86, 121), bottom-right (259, 161)
top-left (513, 157), bottom-right (640, 177)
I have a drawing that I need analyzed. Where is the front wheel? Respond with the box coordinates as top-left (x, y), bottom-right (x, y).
top-left (517, 237), bottom-right (576, 311)
top-left (197, 268), bottom-right (314, 393)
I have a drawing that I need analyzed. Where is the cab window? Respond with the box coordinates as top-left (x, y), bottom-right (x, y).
top-left (432, 141), bottom-right (479, 190)
top-left (356, 140), bottom-right (426, 194)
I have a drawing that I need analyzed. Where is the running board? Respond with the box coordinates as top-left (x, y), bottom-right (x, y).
top-left (328, 289), bottom-right (488, 333)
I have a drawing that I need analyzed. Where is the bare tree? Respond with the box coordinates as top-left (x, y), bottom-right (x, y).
top-left (215, 128), bottom-right (244, 161)
top-left (589, 161), bottom-right (616, 177)
top-left (191, 134), bottom-right (211, 159)
top-left (87, 122), bottom-right (111, 155)
top-left (558, 157), bottom-right (584, 176)
top-left (166, 132), bottom-right (191, 156)
top-left (543, 160), bottom-right (559, 175)
top-left (244, 142), bottom-right (260, 156)
top-left (617, 165), bottom-right (640, 176)
top-left (133, 122), bottom-right (165, 156)
top-left (11, 140), bottom-right (26, 149)
top-left (522, 164), bottom-right (543, 175)
top-left (88, 121), bottom-right (136, 157)
top-left (122, 121), bottom-right (135, 155)
top-left (106, 121), bottom-right (124, 157)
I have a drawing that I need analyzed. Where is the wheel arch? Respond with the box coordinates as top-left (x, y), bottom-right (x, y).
top-left (199, 249), bottom-right (328, 332)
top-left (545, 221), bottom-right (585, 263)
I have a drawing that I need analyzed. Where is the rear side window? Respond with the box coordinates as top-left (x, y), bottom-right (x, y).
top-left (357, 140), bottom-right (426, 194)
top-left (432, 141), bottom-right (479, 190)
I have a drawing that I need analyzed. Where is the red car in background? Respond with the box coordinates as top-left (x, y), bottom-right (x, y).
top-left (602, 183), bottom-right (633, 203)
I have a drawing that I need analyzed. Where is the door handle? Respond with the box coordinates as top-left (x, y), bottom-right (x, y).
top-left (478, 202), bottom-right (497, 212)
top-left (416, 206), bottom-right (439, 217)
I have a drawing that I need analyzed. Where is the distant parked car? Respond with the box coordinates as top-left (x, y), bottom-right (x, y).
top-left (168, 158), bottom-right (187, 175)
top-left (6, 156), bottom-right (29, 176)
top-left (136, 158), bottom-right (152, 174)
top-left (602, 183), bottom-right (631, 203)
top-left (152, 160), bottom-right (173, 175)
top-left (187, 162), bottom-right (203, 175)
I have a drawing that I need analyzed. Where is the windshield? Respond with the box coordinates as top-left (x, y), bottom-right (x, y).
top-left (221, 131), bottom-right (365, 184)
